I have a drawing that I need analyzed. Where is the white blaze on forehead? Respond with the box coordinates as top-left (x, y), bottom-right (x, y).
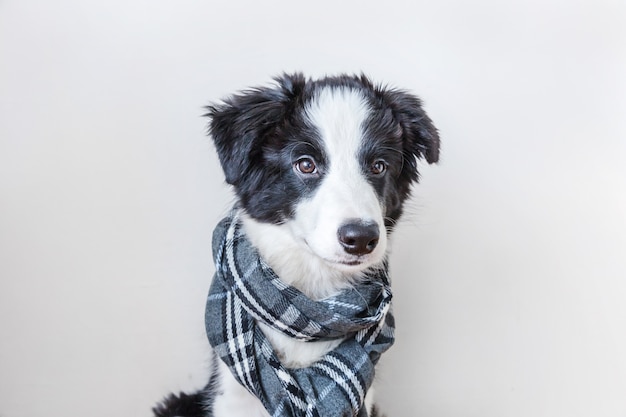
top-left (304, 86), bottom-right (377, 216)
top-left (307, 88), bottom-right (380, 219)
top-left (305, 87), bottom-right (369, 167)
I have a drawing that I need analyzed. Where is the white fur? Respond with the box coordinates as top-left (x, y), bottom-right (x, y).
top-left (211, 87), bottom-right (385, 416)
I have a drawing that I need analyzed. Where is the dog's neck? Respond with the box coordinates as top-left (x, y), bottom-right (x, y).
top-left (240, 212), bottom-right (369, 300)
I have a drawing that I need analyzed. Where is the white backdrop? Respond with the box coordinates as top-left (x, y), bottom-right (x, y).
top-left (1, 1), bottom-right (625, 416)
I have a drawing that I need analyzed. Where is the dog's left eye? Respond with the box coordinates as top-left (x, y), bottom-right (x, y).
top-left (370, 160), bottom-right (388, 176)
top-left (294, 157), bottom-right (318, 175)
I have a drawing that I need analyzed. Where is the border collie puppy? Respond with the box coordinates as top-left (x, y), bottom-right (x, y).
top-left (154, 73), bottom-right (439, 417)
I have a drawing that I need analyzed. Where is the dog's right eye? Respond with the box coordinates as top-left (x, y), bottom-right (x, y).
top-left (294, 157), bottom-right (318, 175)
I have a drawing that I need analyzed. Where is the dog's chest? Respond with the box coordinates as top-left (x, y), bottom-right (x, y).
top-left (258, 322), bottom-right (344, 368)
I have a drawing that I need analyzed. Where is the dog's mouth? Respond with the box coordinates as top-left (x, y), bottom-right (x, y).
top-left (322, 253), bottom-right (373, 270)
top-left (338, 259), bottom-right (364, 266)
top-left (302, 238), bottom-right (380, 271)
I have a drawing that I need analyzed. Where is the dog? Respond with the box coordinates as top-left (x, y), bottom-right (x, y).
top-left (154, 73), bottom-right (439, 417)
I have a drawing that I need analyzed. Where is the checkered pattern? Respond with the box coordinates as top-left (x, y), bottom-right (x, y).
top-left (205, 212), bottom-right (395, 417)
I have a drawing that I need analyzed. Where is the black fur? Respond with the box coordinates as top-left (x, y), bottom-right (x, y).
top-left (205, 73), bottom-right (318, 223)
top-left (154, 354), bottom-right (220, 416)
top-left (153, 391), bottom-right (208, 417)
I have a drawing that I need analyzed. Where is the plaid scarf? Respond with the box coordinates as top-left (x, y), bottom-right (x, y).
top-left (205, 212), bottom-right (395, 417)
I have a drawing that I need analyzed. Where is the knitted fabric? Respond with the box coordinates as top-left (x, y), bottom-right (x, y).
top-left (205, 212), bottom-right (395, 417)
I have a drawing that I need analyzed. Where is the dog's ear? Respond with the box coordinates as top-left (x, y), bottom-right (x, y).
top-left (205, 73), bottom-right (306, 185)
top-left (383, 88), bottom-right (440, 166)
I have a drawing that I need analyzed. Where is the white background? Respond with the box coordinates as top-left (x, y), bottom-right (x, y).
top-left (1, 1), bottom-right (625, 416)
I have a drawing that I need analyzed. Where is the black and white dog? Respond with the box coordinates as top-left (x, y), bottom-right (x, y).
top-left (154, 73), bottom-right (439, 417)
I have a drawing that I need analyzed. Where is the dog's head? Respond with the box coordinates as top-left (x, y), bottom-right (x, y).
top-left (206, 73), bottom-right (439, 273)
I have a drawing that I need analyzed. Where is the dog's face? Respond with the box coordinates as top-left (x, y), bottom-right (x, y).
top-left (206, 74), bottom-right (439, 273)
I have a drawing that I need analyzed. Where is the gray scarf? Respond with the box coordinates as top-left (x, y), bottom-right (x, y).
top-left (205, 212), bottom-right (395, 417)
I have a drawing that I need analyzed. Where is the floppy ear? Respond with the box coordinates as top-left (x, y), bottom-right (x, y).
top-left (205, 73), bottom-right (306, 185)
top-left (384, 89), bottom-right (440, 165)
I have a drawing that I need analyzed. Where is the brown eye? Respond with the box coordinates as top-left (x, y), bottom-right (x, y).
top-left (295, 157), bottom-right (317, 175)
top-left (371, 160), bottom-right (387, 175)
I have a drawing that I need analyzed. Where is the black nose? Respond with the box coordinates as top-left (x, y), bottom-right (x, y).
top-left (338, 221), bottom-right (380, 256)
